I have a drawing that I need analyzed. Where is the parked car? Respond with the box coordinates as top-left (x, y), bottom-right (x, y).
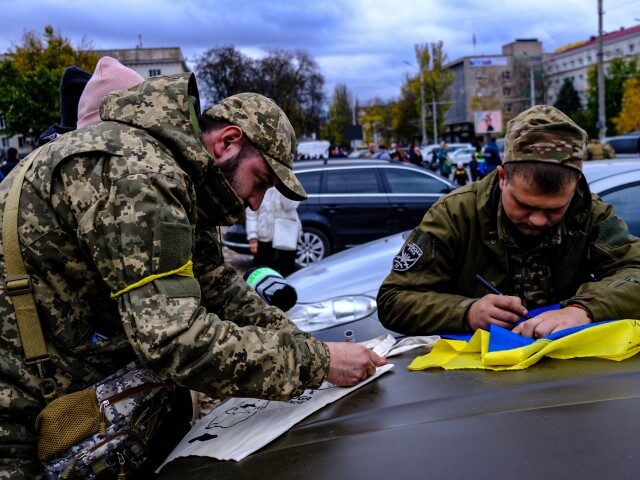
top-left (222, 159), bottom-right (457, 267)
top-left (421, 142), bottom-right (472, 159)
top-left (602, 132), bottom-right (640, 158)
top-left (161, 351), bottom-right (640, 480)
top-left (161, 158), bottom-right (640, 480)
top-left (287, 158), bottom-right (640, 340)
top-left (450, 146), bottom-right (476, 166)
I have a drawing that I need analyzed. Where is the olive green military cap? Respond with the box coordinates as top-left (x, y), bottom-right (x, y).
top-left (203, 93), bottom-right (307, 200)
top-left (503, 105), bottom-right (587, 172)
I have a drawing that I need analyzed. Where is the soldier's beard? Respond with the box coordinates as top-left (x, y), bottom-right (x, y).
top-left (217, 153), bottom-right (251, 209)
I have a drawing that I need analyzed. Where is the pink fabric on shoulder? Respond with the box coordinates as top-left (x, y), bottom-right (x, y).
top-left (77, 56), bottom-right (144, 128)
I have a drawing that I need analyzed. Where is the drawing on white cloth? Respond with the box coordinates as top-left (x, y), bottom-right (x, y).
top-left (205, 399), bottom-right (270, 429)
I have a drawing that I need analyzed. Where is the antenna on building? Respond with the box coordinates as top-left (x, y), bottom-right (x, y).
top-left (137, 35), bottom-right (143, 49)
top-left (472, 34), bottom-right (477, 55)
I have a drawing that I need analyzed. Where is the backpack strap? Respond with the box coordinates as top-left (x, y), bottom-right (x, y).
top-left (2, 151), bottom-right (56, 401)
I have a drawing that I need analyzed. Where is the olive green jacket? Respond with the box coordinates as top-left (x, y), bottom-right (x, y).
top-left (378, 171), bottom-right (640, 335)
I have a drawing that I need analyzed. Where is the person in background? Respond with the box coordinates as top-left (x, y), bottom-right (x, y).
top-left (76, 56), bottom-right (144, 128)
top-left (36, 66), bottom-right (92, 147)
top-left (453, 162), bottom-right (469, 187)
top-left (468, 142), bottom-right (481, 181)
top-left (329, 144), bottom-right (347, 158)
top-left (0, 147), bottom-right (19, 178)
top-left (409, 145), bottom-right (423, 166)
top-left (585, 137), bottom-right (615, 160)
top-left (437, 142), bottom-right (452, 178)
top-left (483, 136), bottom-right (501, 174)
top-left (247, 187), bottom-right (302, 277)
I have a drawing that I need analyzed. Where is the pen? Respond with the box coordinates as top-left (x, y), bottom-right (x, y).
top-left (474, 273), bottom-right (503, 295)
top-left (474, 273), bottom-right (530, 320)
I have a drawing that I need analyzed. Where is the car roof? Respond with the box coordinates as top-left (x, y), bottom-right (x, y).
top-left (293, 158), bottom-right (392, 169)
top-left (582, 158), bottom-right (640, 183)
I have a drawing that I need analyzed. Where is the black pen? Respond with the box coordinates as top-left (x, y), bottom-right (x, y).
top-left (474, 273), bottom-right (503, 295)
top-left (474, 273), bottom-right (530, 319)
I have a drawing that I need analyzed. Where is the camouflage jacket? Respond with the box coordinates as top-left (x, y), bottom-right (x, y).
top-left (0, 73), bottom-right (328, 476)
top-left (378, 170), bottom-right (640, 335)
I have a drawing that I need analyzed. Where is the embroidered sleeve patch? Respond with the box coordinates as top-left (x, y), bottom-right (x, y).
top-left (393, 242), bottom-right (423, 271)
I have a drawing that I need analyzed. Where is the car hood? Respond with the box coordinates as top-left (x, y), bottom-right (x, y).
top-left (161, 353), bottom-right (640, 479)
top-left (287, 231), bottom-right (407, 302)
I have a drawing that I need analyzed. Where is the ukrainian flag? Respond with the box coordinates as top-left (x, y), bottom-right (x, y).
top-left (409, 310), bottom-right (640, 371)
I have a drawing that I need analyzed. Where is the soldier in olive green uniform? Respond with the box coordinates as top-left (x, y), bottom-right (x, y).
top-left (0, 73), bottom-right (384, 477)
top-left (378, 105), bottom-right (640, 339)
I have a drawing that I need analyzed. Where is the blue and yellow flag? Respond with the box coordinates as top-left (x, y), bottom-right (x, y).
top-left (409, 318), bottom-right (640, 371)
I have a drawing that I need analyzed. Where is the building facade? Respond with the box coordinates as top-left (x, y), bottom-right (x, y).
top-left (443, 39), bottom-right (545, 143)
top-left (545, 25), bottom-right (640, 106)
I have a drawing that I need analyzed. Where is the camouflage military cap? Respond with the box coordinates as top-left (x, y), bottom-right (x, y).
top-left (503, 105), bottom-right (587, 172)
top-left (203, 93), bottom-right (307, 201)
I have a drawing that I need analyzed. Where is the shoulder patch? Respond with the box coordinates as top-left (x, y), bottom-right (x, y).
top-left (393, 242), bottom-right (423, 271)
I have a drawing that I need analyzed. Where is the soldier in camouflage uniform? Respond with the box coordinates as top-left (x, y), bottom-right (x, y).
top-left (586, 138), bottom-right (615, 160)
top-left (378, 105), bottom-right (640, 339)
top-left (0, 73), bottom-right (385, 477)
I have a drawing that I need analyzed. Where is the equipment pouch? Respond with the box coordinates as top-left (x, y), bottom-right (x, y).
top-left (36, 362), bottom-right (173, 479)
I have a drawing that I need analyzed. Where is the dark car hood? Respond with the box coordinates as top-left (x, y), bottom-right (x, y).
top-left (161, 352), bottom-right (640, 479)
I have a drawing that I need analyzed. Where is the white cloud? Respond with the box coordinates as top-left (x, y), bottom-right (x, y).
top-left (1, 0), bottom-right (639, 101)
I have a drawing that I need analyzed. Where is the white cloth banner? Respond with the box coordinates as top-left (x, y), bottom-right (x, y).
top-left (158, 334), bottom-right (438, 470)
top-left (158, 364), bottom-right (394, 469)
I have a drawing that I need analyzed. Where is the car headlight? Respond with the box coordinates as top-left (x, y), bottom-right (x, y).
top-left (287, 296), bottom-right (377, 332)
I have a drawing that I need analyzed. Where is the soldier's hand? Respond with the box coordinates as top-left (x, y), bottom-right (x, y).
top-left (325, 342), bottom-right (387, 386)
top-left (467, 294), bottom-right (528, 331)
top-left (512, 306), bottom-right (591, 339)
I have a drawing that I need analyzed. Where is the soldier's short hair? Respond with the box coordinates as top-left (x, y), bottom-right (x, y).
top-left (503, 162), bottom-right (580, 195)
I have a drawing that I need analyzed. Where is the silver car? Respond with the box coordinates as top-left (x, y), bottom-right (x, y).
top-left (287, 159), bottom-right (640, 341)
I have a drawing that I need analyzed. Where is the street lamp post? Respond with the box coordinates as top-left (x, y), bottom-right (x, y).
top-left (405, 60), bottom-right (427, 145)
top-left (432, 92), bottom-right (438, 145)
top-left (419, 67), bottom-right (427, 145)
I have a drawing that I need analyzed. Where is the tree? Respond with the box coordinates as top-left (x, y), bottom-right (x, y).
top-left (413, 42), bottom-right (455, 143)
top-left (0, 25), bottom-right (97, 138)
top-left (553, 78), bottom-right (582, 116)
top-left (613, 77), bottom-right (640, 133)
top-left (195, 46), bottom-right (325, 138)
top-left (194, 45), bottom-right (255, 106)
top-left (584, 58), bottom-right (640, 136)
top-left (323, 83), bottom-right (353, 147)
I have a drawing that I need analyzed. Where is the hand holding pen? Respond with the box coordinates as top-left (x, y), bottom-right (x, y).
top-left (466, 274), bottom-right (529, 331)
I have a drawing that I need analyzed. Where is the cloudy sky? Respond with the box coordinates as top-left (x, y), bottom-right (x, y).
top-left (1, 0), bottom-right (639, 103)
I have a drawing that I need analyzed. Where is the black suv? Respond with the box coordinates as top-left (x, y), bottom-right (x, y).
top-left (222, 159), bottom-right (456, 266)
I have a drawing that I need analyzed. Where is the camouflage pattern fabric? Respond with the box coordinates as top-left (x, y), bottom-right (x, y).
top-left (377, 171), bottom-right (640, 335)
top-left (0, 73), bottom-right (328, 477)
top-left (503, 105), bottom-right (588, 172)
top-left (203, 93), bottom-right (307, 201)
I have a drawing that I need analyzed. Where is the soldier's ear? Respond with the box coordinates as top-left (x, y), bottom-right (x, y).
top-left (204, 126), bottom-right (243, 160)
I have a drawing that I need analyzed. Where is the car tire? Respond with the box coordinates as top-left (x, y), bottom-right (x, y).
top-left (296, 227), bottom-right (330, 267)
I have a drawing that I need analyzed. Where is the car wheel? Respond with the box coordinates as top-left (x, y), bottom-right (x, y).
top-left (296, 227), bottom-right (330, 267)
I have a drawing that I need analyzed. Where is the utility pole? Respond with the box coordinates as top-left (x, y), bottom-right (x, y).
top-left (432, 93), bottom-right (438, 145)
top-left (597, 0), bottom-right (607, 139)
top-left (529, 66), bottom-right (536, 107)
top-left (418, 61), bottom-right (427, 145)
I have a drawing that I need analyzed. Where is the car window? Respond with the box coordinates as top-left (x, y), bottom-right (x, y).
top-left (599, 181), bottom-right (640, 235)
top-left (607, 137), bottom-right (637, 154)
top-left (324, 168), bottom-right (380, 194)
top-left (383, 167), bottom-right (450, 194)
top-left (296, 170), bottom-right (322, 194)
